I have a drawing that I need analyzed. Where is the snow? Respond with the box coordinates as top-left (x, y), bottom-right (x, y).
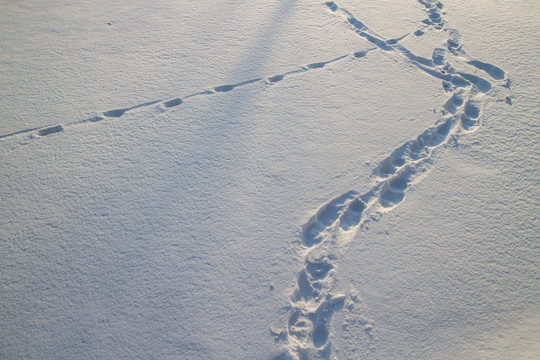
top-left (1, 0), bottom-right (538, 359)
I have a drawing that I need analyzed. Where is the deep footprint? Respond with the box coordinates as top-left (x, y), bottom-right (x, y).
top-left (312, 323), bottom-right (329, 348)
top-left (340, 198), bottom-right (366, 231)
top-left (301, 191), bottom-right (357, 247)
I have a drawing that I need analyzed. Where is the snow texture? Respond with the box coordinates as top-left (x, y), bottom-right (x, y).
top-left (1, 0), bottom-right (538, 359)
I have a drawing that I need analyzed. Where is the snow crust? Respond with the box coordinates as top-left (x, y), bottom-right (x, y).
top-left (1, 0), bottom-right (538, 359)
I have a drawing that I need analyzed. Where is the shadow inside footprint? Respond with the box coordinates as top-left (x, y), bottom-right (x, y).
top-left (38, 125), bottom-right (63, 136)
top-left (268, 75), bottom-right (284, 83)
top-left (312, 323), bottom-right (329, 348)
top-left (214, 84), bottom-right (235, 92)
top-left (103, 108), bottom-right (127, 117)
top-left (163, 98), bottom-right (183, 108)
top-left (354, 51), bottom-right (368, 58)
top-left (307, 62), bottom-right (325, 69)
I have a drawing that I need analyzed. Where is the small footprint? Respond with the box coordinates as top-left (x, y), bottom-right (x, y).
top-left (37, 125), bottom-right (63, 136)
top-left (87, 116), bottom-right (104, 122)
top-left (103, 108), bottom-right (127, 118)
top-left (325, 1), bottom-right (338, 12)
top-left (354, 51), bottom-right (369, 58)
top-left (307, 62), bottom-right (326, 69)
top-left (163, 98), bottom-right (183, 108)
top-left (268, 75), bottom-right (284, 83)
top-left (214, 84), bottom-right (235, 93)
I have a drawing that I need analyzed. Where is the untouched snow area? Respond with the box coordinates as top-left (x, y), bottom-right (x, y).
top-left (1, 0), bottom-right (538, 359)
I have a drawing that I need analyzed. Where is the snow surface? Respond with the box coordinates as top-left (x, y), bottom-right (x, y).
top-left (1, 0), bottom-right (538, 359)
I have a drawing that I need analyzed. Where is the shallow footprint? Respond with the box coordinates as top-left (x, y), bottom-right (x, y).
top-left (103, 108), bottom-right (127, 117)
top-left (163, 98), bottom-right (183, 108)
top-left (37, 125), bottom-right (63, 136)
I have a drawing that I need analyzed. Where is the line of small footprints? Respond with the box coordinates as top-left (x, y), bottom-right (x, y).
top-left (0, 52), bottom-right (378, 143)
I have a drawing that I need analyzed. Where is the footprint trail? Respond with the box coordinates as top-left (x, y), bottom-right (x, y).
top-left (278, 1), bottom-right (509, 359)
top-left (0, 53), bottom-right (362, 145)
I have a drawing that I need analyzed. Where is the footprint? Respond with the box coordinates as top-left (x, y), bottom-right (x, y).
top-left (446, 29), bottom-right (463, 53)
top-left (295, 269), bottom-right (321, 301)
top-left (468, 60), bottom-right (505, 80)
top-left (464, 100), bottom-right (481, 119)
top-left (387, 170), bottom-right (411, 192)
top-left (305, 251), bottom-right (334, 280)
top-left (347, 17), bottom-right (366, 31)
top-left (428, 8), bottom-right (443, 23)
top-left (458, 72), bottom-right (492, 93)
top-left (312, 323), bottom-right (329, 349)
top-left (380, 169), bottom-right (415, 208)
top-left (163, 98), bottom-right (183, 108)
top-left (443, 91), bottom-right (466, 114)
top-left (380, 187), bottom-right (405, 208)
top-left (214, 78), bottom-right (262, 93)
top-left (461, 101), bottom-right (482, 130)
top-left (376, 155), bottom-right (406, 177)
top-left (214, 84), bottom-right (235, 93)
top-left (360, 32), bottom-right (393, 51)
top-left (340, 198), bottom-right (366, 231)
top-left (37, 125), bottom-right (63, 136)
top-left (306, 261), bottom-right (334, 280)
top-left (268, 75), bottom-right (284, 83)
top-left (325, 1), bottom-right (338, 12)
top-left (448, 74), bottom-right (472, 88)
top-left (354, 50), bottom-right (369, 58)
top-left (432, 48), bottom-right (446, 66)
top-left (461, 114), bottom-right (479, 131)
top-left (307, 62), bottom-right (326, 69)
top-left (413, 119), bottom-right (452, 151)
top-left (87, 116), bottom-right (104, 122)
top-left (103, 108), bottom-right (127, 117)
top-left (301, 191), bottom-right (357, 247)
